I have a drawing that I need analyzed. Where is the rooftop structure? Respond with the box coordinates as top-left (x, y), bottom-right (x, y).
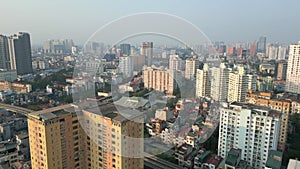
top-left (265, 150), bottom-right (282, 169)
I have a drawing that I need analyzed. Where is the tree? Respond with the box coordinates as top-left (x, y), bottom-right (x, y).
top-left (290, 113), bottom-right (300, 133)
top-left (166, 98), bottom-right (177, 109)
top-left (283, 113), bottom-right (300, 166)
top-left (201, 126), bottom-right (219, 153)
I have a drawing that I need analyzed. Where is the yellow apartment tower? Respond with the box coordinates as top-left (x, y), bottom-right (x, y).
top-left (81, 102), bottom-right (144, 169)
top-left (28, 104), bottom-right (85, 169)
top-left (28, 102), bottom-right (144, 169)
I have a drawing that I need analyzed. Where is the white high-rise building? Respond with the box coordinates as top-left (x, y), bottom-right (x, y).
top-left (247, 74), bottom-right (257, 91)
top-left (7, 37), bottom-right (16, 70)
top-left (277, 46), bottom-right (287, 60)
top-left (267, 46), bottom-right (278, 60)
top-left (140, 42), bottom-right (153, 66)
top-left (228, 72), bottom-right (248, 102)
top-left (286, 41), bottom-right (300, 94)
top-left (119, 55), bottom-right (133, 78)
top-left (169, 55), bottom-right (183, 71)
top-left (196, 64), bottom-right (210, 97)
top-left (185, 59), bottom-right (199, 80)
top-left (267, 45), bottom-right (286, 60)
top-left (218, 102), bottom-right (281, 168)
top-left (210, 63), bottom-right (230, 102)
top-left (227, 66), bottom-right (257, 102)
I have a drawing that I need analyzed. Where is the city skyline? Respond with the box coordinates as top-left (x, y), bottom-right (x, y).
top-left (1, 0), bottom-right (300, 45)
top-left (1, 1), bottom-right (300, 169)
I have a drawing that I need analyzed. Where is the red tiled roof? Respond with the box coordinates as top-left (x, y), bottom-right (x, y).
top-left (204, 156), bottom-right (221, 166)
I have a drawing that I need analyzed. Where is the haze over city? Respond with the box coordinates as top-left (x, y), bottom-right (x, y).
top-left (1, 0), bottom-right (300, 45)
top-left (1, 1), bottom-right (300, 169)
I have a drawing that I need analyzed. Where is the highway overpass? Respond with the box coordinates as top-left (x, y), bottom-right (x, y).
top-left (0, 103), bottom-right (33, 116)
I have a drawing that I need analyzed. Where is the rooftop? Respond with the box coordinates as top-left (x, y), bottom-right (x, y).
top-left (225, 148), bottom-right (241, 167)
top-left (197, 151), bottom-right (211, 163)
top-left (204, 156), bottom-right (222, 167)
top-left (114, 96), bottom-right (149, 109)
top-left (266, 150), bottom-right (282, 169)
top-left (82, 101), bottom-right (143, 122)
top-left (0, 142), bottom-right (17, 154)
top-left (288, 159), bottom-right (300, 169)
top-left (29, 104), bottom-right (75, 121)
top-left (227, 102), bottom-right (281, 118)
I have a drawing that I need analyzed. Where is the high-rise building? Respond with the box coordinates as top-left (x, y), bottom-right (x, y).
top-left (185, 59), bottom-right (199, 80)
top-left (81, 102), bottom-right (144, 169)
top-left (267, 45), bottom-right (278, 60)
top-left (131, 46), bottom-right (137, 56)
top-left (195, 64), bottom-right (210, 97)
top-left (267, 45), bottom-right (287, 61)
top-left (62, 39), bottom-right (74, 53)
top-left (84, 41), bottom-right (104, 54)
top-left (8, 32), bottom-right (33, 74)
top-left (0, 35), bottom-right (10, 70)
top-left (219, 45), bottom-right (227, 56)
top-left (277, 46), bottom-right (287, 60)
top-left (142, 66), bottom-right (175, 95)
top-left (7, 36), bottom-right (16, 71)
top-left (169, 55), bottom-right (183, 71)
top-left (140, 42), bottom-right (153, 66)
top-left (226, 46), bottom-right (236, 56)
top-left (196, 64), bottom-right (256, 101)
top-left (0, 33), bottom-right (33, 74)
top-left (119, 55), bottom-right (133, 78)
top-left (237, 48), bottom-right (244, 57)
top-left (246, 91), bottom-right (291, 151)
top-left (276, 60), bottom-right (288, 80)
top-left (227, 66), bottom-right (257, 102)
top-left (120, 44), bottom-right (131, 56)
top-left (210, 63), bottom-right (230, 102)
top-left (132, 55), bottom-right (146, 70)
top-left (28, 103), bottom-right (144, 169)
top-left (28, 105), bottom-right (85, 169)
top-left (286, 41), bottom-right (300, 94)
top-left (249, 42), bottom-right (257, 56)
top-left (218, 102), bottom-right (281, 168)
top-left (43, 39), bottom-right (74, 54)
top-left (257, 36), bottom-right (267, 53)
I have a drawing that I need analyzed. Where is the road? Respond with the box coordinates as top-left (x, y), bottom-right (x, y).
top-left (0, 103), bottom-right (33, 117)
top-left (144, 153), bottom-right (183, 169)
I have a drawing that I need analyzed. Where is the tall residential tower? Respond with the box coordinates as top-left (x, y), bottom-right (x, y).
top-left (218, 102), bottom-right (281, 168)
top-left (28, 103), bottom-right (144, 169)
top-left (0, 32), bottom-right (33, 74)
top-left (286, 41), bottom-right (300, 94)
top-left (210, 63), bottom-right (230, 102)
top-left (196, 63), bottom-right (210, 97)
top-left (140, 42), bottom-right (153, 66)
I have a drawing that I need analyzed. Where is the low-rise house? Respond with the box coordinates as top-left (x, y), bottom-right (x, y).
top-left (155, 108), bottom-right (173, 121)
top-left (0, 141), bottom-right (24, 167)
top-left (224, 148), bottom-right (251, 169)
top-left (174, 143), bottom-right (194, 168)
top-left (146, 119), bottom-right (167, 136)
top-left (194, 150), bottom-right (223, 169)
top-left (265, 150), bottom-right (283, 169)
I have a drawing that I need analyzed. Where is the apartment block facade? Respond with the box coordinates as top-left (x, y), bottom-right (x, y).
top-left (28, 103), bottom-right (144, 169)
top-left (218, 102), bottom-right (281, 168)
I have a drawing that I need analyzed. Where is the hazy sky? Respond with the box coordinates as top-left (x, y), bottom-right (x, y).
top-left (1, 0), bottom-right (299, 45)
